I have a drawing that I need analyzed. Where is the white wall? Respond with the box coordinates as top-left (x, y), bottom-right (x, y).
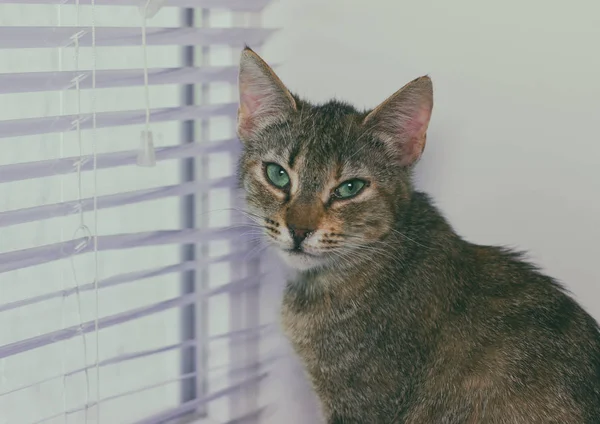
top-left (261, 0), bottom-right (600, 422)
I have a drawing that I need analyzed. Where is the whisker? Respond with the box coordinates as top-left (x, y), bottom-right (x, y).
top-left (242, 240), bottom-right (270, 262)
top-left (388, 228), bottom-right (431, 250)
top-left (337, 239), bottom-right (402, 263)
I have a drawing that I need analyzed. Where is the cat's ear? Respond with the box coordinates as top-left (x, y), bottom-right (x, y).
top-left (237, 47), bottom-right (296, 141)
top-left (362, 76), bottom-right (433, 167)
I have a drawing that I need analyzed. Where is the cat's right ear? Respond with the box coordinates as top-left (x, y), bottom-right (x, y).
top-left (237, 47), bottom-right (296, 142)
top-left (362, 76), bottom-right (433, 167)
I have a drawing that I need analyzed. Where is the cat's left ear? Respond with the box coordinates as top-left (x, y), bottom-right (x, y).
top-left (363, 76), bottom-right (433, 167)
top-left (237, 47), bottom-right (296, 142)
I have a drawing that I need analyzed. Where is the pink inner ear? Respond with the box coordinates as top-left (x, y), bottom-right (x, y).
top-left (404, 107), bottom-right (430, 139)
top-left (240, 82), bottom-right (263, 116)
top-left (238, 83), bottom-right (264, 134)
top-left (394, 106), bottom-right (431, 166)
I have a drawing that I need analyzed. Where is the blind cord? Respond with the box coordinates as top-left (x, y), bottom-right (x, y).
top-left (137, 0), bottom-right (157, 167)
top-left (91, 0), bottom-right (100, 422)
top-left (69, 0), bottom-right (93, 420)
top-left (56, 3), bottom-right (69, 423)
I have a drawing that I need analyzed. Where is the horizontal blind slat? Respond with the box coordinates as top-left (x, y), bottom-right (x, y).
top-left (0, 341), bottom-right (195, 398)
top-left (0, 27), bottom-right (275, 49)
top-left (0, 252), bottom-right (252, 313)
top-left (219, 408), bottom-right (267, 424)
top-left (132, 380), bottom-right (267, 424)
top-left (0, 103), bottom-right (237, 138)
top-left (2, 329), bottom-right (274, 398)
top-left (0, 177), bottom-right (238, 228)
top-left (0, 0), bottom-right (271, 11)
top-left (0, 228), bottom-right (246, 273)
top-left (0, 139), bottom-right (240, 183)
top-left (34, 374), bottom-right (267, 424)
top-left (0, 294), bottom-right (195, 359)
top-left (0, 66), bottom-right (246, 94)
top-left (32, 372), bottom-right (198, 424)
top-left (33, 365), bottom-right (271, 424)
top-left (0, 275), bottom-right (264, 359)
top-left (0, 261), bottom-right (193, 313)
top-left (223, 408), bottom-right (266, 424)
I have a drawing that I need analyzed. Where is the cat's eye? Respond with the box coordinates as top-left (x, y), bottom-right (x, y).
top-left (265, 163), bottom-right (290, 189)
top-left (333, 179), bottom-right (366, 199)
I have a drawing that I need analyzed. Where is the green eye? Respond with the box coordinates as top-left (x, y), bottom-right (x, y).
top-left (265, 163), bottom-right (290, 188)
top-left (334, 179), bottom-right (366, 199)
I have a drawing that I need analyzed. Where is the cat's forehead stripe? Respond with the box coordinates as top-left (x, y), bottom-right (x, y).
top-left (287, 137), bottom-right (303, 169)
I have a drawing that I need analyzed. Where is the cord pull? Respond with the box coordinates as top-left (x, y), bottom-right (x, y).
top-left (137, 130), bottom-right (156, 167)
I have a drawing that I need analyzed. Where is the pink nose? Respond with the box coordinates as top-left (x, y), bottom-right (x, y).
top-left (289, 225), bottom-right (313, 246)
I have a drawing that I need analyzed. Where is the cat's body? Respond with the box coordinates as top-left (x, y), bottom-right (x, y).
top-left (236, 47), bottom-right (600, 423)
top-left (282, 191), bottom-right (600, 423)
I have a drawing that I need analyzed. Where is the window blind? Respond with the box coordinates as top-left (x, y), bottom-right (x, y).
top-left (0, 1), bottom-right (274, 423)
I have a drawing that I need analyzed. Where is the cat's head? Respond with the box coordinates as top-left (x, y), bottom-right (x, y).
top-left (237, 47), bottom-right (433, 271)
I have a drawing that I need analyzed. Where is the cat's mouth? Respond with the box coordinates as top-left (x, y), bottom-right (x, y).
top-left (284, 248), bottom-right (317, 257)
top-left (278, 248), bottom-right (325, 270)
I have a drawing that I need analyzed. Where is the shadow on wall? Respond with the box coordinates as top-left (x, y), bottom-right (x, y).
top-left (258, 252), bottom-right (322, 424)
top-left (265, 339), bottom-right (322, 424)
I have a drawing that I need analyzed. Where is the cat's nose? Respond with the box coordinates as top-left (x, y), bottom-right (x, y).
top-left (289, 225), bottom-right (313, 247)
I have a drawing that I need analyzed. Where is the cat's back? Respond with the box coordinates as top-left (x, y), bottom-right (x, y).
top-left (460, 243), bottom-right (600, 354)
top-left (419, 242), bottom-right (600, 422)
top-left (409, 202), bottom-right (600, 361)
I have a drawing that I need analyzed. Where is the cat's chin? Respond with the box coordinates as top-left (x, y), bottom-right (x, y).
top-left (277, 249), bottom-right (326, 271)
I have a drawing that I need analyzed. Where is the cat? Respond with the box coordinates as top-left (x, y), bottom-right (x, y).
top-left (236, 47), bottom-right (600, 423)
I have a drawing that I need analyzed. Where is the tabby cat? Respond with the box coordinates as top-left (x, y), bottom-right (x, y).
top-left (236, 47), bottom-right (600, 423)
